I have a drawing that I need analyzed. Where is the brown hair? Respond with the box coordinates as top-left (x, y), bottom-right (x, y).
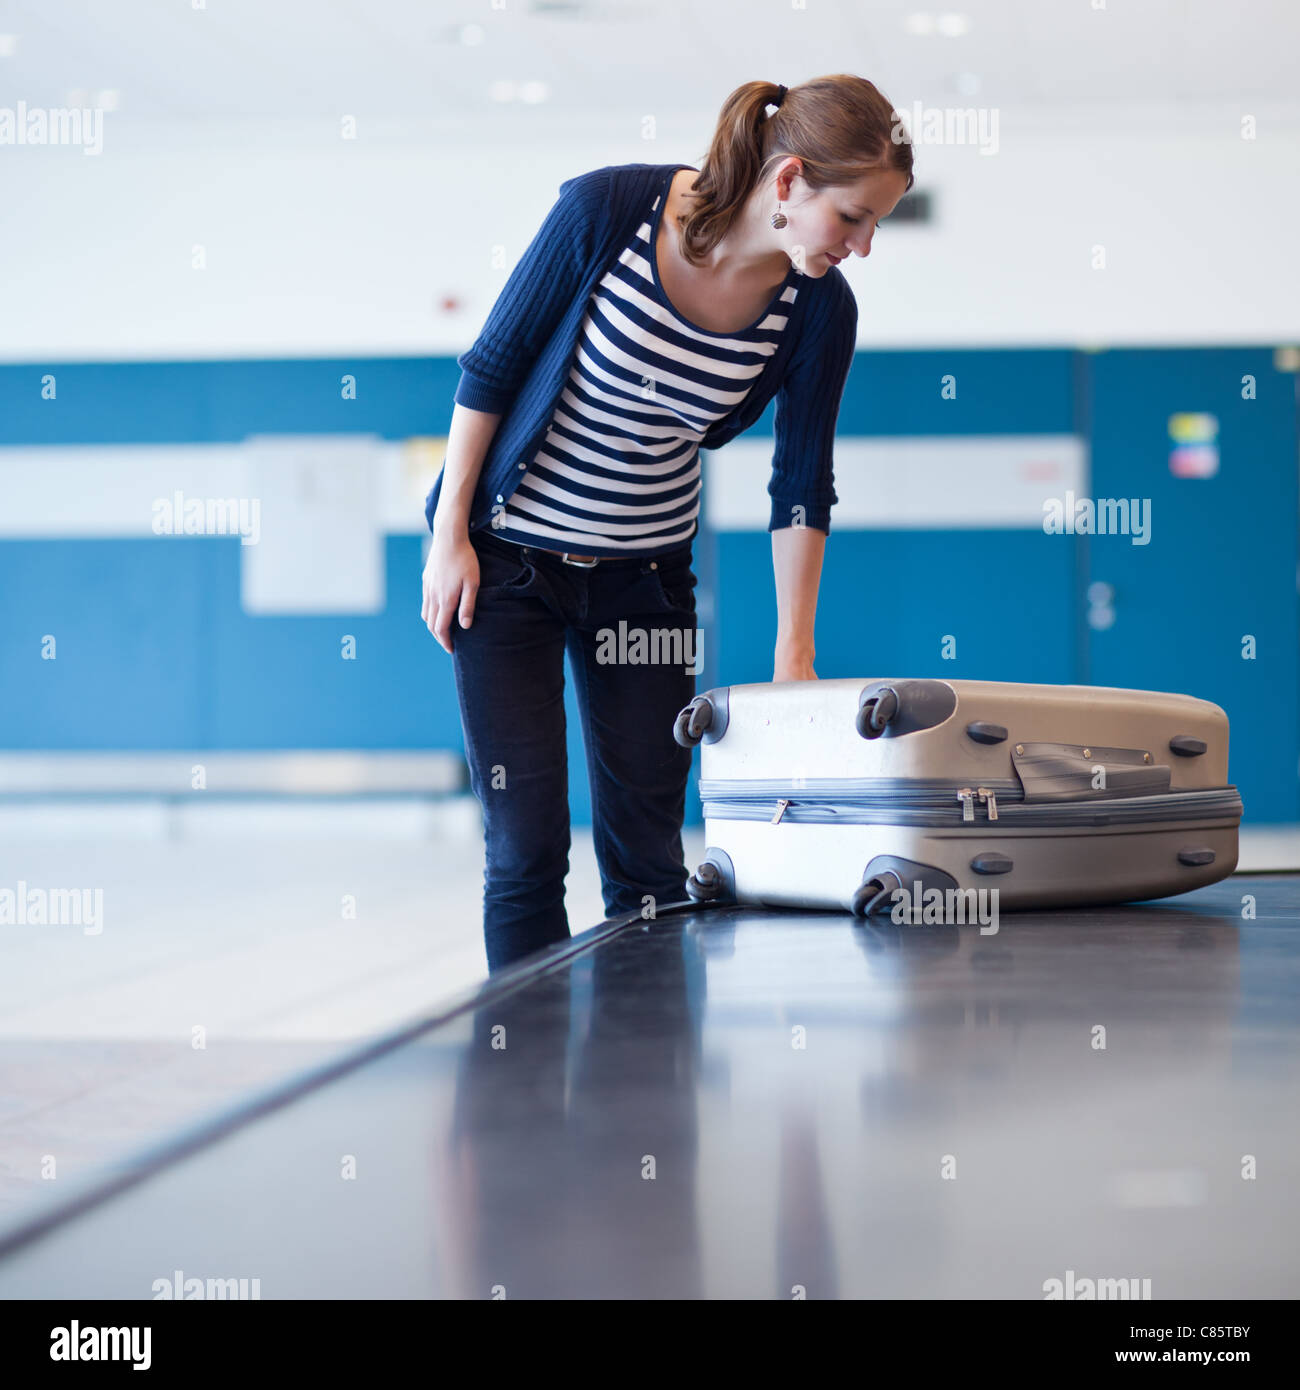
top-left (677, 75), bottom-right (914, 267)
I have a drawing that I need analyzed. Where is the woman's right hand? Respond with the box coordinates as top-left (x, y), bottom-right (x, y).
top-left (422, 528), bottom-right (480, 653)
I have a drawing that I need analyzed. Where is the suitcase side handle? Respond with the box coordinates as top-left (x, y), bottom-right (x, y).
top-left (1013, 741), bottom-right (1172, 799)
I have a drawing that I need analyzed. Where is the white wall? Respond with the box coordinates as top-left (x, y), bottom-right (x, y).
top-left (1, 105), bottom-right (1296, 361)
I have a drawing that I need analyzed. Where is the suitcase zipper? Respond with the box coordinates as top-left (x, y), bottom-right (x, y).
top-left (702, 776), bottom-right (1024, 809)
top-left (700, 784), bottom-right (1242, 829)
top-left (952, 786), bottom-right (1001, 822)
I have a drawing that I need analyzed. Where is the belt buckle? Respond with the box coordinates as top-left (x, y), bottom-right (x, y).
top-left (561, 552), bottom-right (600, 568)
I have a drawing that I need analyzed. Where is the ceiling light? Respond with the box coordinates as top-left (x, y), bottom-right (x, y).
top-left (937, 13), bottom-right (971, 37)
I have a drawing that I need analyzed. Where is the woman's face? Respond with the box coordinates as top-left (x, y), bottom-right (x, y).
top-left (784, 169), bottom-right (912, 272)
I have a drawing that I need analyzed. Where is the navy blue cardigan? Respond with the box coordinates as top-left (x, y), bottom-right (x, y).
top-left (424, 161), bottom-right (859, 537)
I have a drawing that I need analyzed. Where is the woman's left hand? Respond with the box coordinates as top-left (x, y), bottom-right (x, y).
top-left (774, 638), bottom-right (817, 682)
top-left (770, 528), bottom-right (825, 683)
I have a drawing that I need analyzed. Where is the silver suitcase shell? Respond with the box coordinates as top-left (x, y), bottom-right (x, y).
top-left (675, 678), bottom-right (1241, 913)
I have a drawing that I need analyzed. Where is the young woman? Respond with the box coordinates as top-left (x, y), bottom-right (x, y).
top-left (422, 75), bottom-right (914, 973)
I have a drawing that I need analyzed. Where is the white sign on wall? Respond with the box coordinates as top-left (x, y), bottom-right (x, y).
top-left (0, 435), bottom-right (415, 615)
top-left (705, 435), bottom-right (1087, 530)
top-left (240, 435), bottom-right (385, 615)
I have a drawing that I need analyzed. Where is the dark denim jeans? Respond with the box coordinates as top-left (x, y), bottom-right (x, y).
top-left (451, 525), bottom-right (698, 974)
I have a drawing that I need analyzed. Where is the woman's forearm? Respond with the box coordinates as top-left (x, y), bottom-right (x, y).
top-left (771, 524), bottom-right (826, 680)
top-left (432, 403), bottom-right (504, 538)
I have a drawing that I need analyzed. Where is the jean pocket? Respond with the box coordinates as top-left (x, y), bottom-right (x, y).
top-left (474, 543), bottom-right (535, 599)
top-left (648, 558), bottom-right (698, 613)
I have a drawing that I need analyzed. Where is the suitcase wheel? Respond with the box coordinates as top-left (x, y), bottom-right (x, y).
top-left (851, 869), bottom-right (904, 917)
top-left (856, 680), bottom-right (957, 738)
top-left (686, 859), bottom-right (732, 903)
top-left (855, 688), bottom-right (900, 740)
top-left (674, 695), bottom-right (716, 747)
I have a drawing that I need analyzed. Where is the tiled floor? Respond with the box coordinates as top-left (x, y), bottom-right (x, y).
top-left (0, 800), bottom-right (1294, 1234)
top-left (2, 875), bottom-right (1297, 1298)
top-left (0, 799), bottom-right (708, 1227)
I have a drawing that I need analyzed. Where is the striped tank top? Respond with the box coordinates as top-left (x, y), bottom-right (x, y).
top-left (490, 173), bottom-right (801, 556)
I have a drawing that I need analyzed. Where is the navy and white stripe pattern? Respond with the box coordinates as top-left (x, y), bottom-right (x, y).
top-left (492, 186), bottom-right (799, 556)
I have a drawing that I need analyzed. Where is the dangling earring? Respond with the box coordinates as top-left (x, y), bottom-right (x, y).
top-left (771, 200), bottom-right (787, 230)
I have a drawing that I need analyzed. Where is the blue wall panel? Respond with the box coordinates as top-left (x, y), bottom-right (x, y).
top-left (1, 349), bottom-right (1294, 830)
top-left (0, 359), bottom-right (462, 445)
top-left (836, 348), bottom-right (1078, 435)
top-left (0, 364), bottom-right (211, 446)
top-left (205, 537), bottom-right (461, 749)
top-left (714, 529), bottom-right (1080, 688)
top-left (0, 537), bottom-right (462, 752)
top-left (1085, 348), bottom-right (1298, 823)
top-left (0, 538), bottom-right (210, 747)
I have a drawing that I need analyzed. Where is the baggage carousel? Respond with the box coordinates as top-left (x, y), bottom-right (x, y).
top-left (0, 874), bottom-right (1296, 1299)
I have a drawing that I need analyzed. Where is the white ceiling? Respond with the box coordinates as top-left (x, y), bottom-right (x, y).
top-left (3, 0), bottom-right (1299, 123)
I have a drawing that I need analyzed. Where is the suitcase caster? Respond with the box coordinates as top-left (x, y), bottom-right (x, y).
top-left (673, 689), bottom-right (729, 747)
top-left (855, 680), bottom-right (957, 738)
top-left (851, 869), bottom-right (903, 917)
top-left (674, 698), bottom-right (713, 747)
top-left (855, 687), bottom-right (900, 739)
top-left (686, 852), bottom-right (735, 904)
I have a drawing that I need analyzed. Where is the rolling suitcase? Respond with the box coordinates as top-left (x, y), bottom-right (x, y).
top-left (672, 678), bottom-right (1242, 915)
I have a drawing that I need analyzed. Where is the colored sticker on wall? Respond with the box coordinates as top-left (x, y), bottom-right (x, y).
top-left (1168, 412), bottom-right (1219, 478)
